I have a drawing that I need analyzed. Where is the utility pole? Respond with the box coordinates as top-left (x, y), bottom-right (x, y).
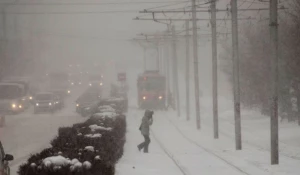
top-left (231, 0), bottom-right (242, 150)
top-left (270, 0), bottom-right (279, 165)
top-left (192, 0), bottom-right (201, 129)
top-left (156, 46), bottom-right (160, 72)
top-left (171, 25), bottom-right (180, 117)
top-left (211, 0), bottom-right (218, 139)
top-left (166, 27), bottom-right (171, 108)
top-left (143, 47), bottom-right (146, 71)
top-left (185, 20), bottom-right (190, 121)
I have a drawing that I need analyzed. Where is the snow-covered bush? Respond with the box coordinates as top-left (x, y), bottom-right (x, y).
top-left (18, 102), bottom-right (126, 175)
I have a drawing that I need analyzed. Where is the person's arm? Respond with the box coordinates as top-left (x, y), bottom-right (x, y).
top-left (149, 117), bottom-right (153, 125)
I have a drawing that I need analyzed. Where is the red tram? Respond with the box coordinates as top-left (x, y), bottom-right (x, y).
top-left (137, 71), bottom-right (166, 110)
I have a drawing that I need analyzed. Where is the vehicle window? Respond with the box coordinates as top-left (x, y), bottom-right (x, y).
top-left (138, 77), bottom-right (165, 91)
top-left (35, 94), bottom-right (52, 101)
top-left (0, 85), bottom-right (22, 99)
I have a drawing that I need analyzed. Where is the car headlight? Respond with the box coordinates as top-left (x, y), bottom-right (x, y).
top-left (79, 82), bottom-right (82, 85)
top-left (56, 101), bottom-right (59, 104)
top-left (29, 96), bottom-right (33, 100)
top-left (19, 105), bottom-right (22, 109)
top-left (67, 90), bottom-right (71, 94)
top-left (76, 104), bottom-right (79, 107)
top-left (100, 83), bottom-right (103, 86)
top-left (12, 104), bottom-right (16, 108)
top-left (158, 96), bottom-right (163, 100)
top-left (22, 98), bottom-right (26, 101)
top-left (36, 103), bottom-right (39, 106)
top-left (89, 83), bottom-right (92, 86)
top-left (71, 82), bottom-right (74, 85)
top-left (49, 103), bottom-right (52, 106)
top-left (143, 96), bottom-right (146, 100)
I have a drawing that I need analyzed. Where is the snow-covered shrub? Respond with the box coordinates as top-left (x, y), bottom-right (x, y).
top-left (19, 103), bottom-right (126, 175)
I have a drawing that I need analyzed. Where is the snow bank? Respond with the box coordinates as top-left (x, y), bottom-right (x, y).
top-left (42, 155), bottom-right (71, 167)
top-left (84, 133), bottom-right (102, 138)
top-left (93, 112), bottom-right (118, 119)
top-left (85, 146), bottom-right (95, 152)
top-left (105, 97), bottom-right (124, 102)
top-left (89, 124), bottom-right (112, 131)
top-left (98, 105), bottom-right (115, 112)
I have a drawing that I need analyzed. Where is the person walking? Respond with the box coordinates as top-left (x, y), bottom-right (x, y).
top-left (137, 110), bottom-right (153, 153)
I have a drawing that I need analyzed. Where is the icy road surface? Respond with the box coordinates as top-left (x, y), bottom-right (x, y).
top-left (0, 88), bottom-right (86, 175)
top-left (116, 107), bottom-right (300, 175)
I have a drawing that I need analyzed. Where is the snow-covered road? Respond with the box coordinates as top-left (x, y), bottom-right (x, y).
top-left (116, 106), bottom-right (300, 175)
top-left (0, 87), bottom-right (86, 175)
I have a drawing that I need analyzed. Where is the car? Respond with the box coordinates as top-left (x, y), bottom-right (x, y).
top-left (49, 90), bottom-right (65, 110)
top-left (0, 141), bottom-right (14, 175)
top-left (76, 89), bottom-right (101, 116)
top-left (34, 92), bottom-right (57, 114)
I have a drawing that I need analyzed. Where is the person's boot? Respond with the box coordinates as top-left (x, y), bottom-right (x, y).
top-left (143, 145), bottom-right (149, 153)
top-left (137, 145), bottom-right (142, 152)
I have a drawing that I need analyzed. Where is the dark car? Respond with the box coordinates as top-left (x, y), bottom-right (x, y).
top-left (34, 92), bottom-right (57, 114)
top-left (0, 141), bottom-right (14, 175)
top-left (49, 90), bottom-right (65, 110)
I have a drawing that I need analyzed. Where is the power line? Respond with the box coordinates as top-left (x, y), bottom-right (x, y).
top-left (0, 1), bottom-right (193, 6)
top-left (5, 10), bottom-right (140, 15)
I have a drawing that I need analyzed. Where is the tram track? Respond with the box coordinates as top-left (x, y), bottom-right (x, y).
top-left (162, 115), bottom-right (252, 175)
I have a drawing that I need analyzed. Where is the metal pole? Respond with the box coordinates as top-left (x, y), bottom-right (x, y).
top-left (156, 46), bottom-right (160, 72)
top-left (270, 0), bottom-right (279, 165)
top-left (166, 27), bottom-right (171, 108)
top-left (231, 0), bottom-right (242, 150)
top-left (143, 47), bottom-right (146, 71)
top-left (211, 0), bottom-right (219, 139)
top-left (172, 25), bottom-right (180, 117)
top-left (185, 20), bottom-right (190, 121)
top-left (191, 0), bottom-right (201, 129)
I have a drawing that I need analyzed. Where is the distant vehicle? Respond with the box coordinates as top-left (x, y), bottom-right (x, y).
top-left (48, 72), bottom-right (71, 96)
top-left (0, 83), bottom-right (27, 114)
top-left (69, 74), bottom-right (83, 86)
top-left (2, 78), bottom-right (33, 108)
top-left (34, 92), bottom-right (57, 114)
top-left (76, 88), bottom-right (101, 116)
top-left (137, 70), bottom-right (166, 110)
top-left (111, 82), bottom-right (128, 112)
top-left (88, 74), bottom-right (104, 87)
top-left (0, 141), bottom-right (14, 175)
top-left (53, 94), bottom-right (64, 110)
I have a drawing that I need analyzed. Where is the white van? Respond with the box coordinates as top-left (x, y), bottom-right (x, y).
top-left (0, 83), bottom-right (26, 114)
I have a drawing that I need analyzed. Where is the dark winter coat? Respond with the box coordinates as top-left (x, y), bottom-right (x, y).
top-left (140, 110), bottom-right (153, 136)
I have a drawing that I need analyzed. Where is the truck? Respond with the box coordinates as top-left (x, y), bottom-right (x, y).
top-left (137, 70), bottom-right (166, 110)
top-left (48, 72), bottom-right (71, 96)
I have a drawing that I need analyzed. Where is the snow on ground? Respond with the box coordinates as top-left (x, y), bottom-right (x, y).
top-left (117, 97), bottom-right (300, 175)
top-left (0, 87), bottom-right (86, 175)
